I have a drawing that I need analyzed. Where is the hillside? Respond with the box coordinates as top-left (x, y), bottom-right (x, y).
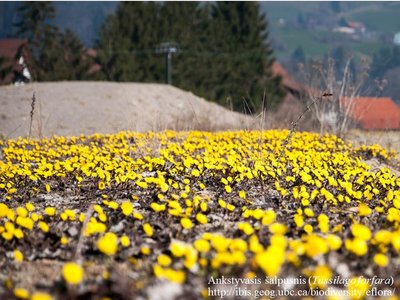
top-left (261, 2), bottom-right (400, 61)
top-left (0, 82), bottom-right (254, 139)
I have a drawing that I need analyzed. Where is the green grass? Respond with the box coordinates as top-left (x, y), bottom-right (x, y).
top-left (263, 2), bottom-right (400, 62)
top-left (350, 9), bottom-right (400, 32)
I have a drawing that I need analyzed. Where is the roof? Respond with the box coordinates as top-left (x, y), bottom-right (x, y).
top-left (271, 62), bottom-right (303, 93)
top-left (344, 97), bottom-right (400, 130)
top-left (0, 38), bottom-right (28, 59)
top-left (0, 39), bottom-right (30, 85)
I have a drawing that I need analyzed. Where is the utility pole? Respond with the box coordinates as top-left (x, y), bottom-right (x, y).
top-left (156, 42), bottom-right (179, 85)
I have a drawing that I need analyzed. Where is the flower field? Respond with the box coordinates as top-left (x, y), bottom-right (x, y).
top-left (0, 130), bottom-right (399, 299)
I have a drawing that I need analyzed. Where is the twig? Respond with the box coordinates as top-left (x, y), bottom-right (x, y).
top-left (279, 94), bottom-right (325, 160)
top-left (28, 92), bottom-right (36, 138)
top-left (74, 204), bottom-right (94, 261)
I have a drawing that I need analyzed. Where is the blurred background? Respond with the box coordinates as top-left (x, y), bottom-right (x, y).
top-left (1, 1), bottom-right (399, 138)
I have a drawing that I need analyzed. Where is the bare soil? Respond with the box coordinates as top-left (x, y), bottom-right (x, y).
top-left (0, 81), bottom-right (255, 139)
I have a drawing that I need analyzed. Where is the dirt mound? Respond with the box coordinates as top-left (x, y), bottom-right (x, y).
top-left (0, 81), bottom-right (255, 138)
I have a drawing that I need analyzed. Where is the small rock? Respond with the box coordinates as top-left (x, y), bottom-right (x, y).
top-left (111, 221), bottom-right (125, 232)
top-left (336, 263), bottom-right (350, 278)
top-left (147, 281), bottom-right (183, 300)
top-left (68, 226), bottom-right (79, 237)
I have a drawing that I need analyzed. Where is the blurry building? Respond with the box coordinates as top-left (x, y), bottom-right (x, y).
top-left (0, 38), bottom-right (32, 85)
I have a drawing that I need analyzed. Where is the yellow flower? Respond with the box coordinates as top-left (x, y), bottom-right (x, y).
top-left (238, 222), bottom-right (254, 235)
top-left (373, 253), bottom-right (388, 267)
top-left (143, 223), bottom-right (154, 237)
top-left (98, 181), bottom-right (106, 190)
top-left (294, 214), bottom-right (304, 228)
top-left (200, 201), bottom-right (207, 212)
top-left (255, 245), bottom-right (285, 276)
top-left (194, 239), bottom-right (210, 253)
top-left (14, 249), bottom-right (23, 262)
top-left (14, 288), bottom-right (29, 299)
top-left (345, 238), bottom-right (368, 256)
top-left (170, 241), bottom-right (187, 257)
top-left (195, 213), bottom-right (208, 224)
top-left (358, 203), bottom-right (371, 216)
top-left (351, 223), bottom-right (371, 240)
top-left (157, 254), bottom-right (172, 267)
top-left (262, 210), bottom-right (276, 226)
top-left (97, 232), bottom-right (118, 256)
top-left (120, 235), bottom-right (130, 247)
top-left (304, 234), bottom-right (328, 257)
top-left (310, 265), bottom-right (332, 289)
top-left (121, 201), bottom-right (133, 216)
top-left (226, 204), bottom-right (235, 211)
top-left (191, 169), bottom-right (200, 177)
top-left (348, 276), bottom-right (369, 300)
top-left (38, 221), bottom-right (49, 233)
top-left (45, 184), bottom-right (51, 193)
top-left (154, 265), bottom-right (186, 284)
top-left (62, 262), bottom-right (84, 285)
top-left (269, 223), bottom-right (287, 235)
top-left (225, 185), bottom-right (232, 193)
top-left (326, 234), bottom-right (342, 250)
top-left (107, 201), bottom-right (119, 210)
top-left (304, 224), bottom-right (313, 233)
top-left (180, 218), bottom-right (193, 229)
top-left (150, 202), bottom-right (166, 212)
top-left (16, 207), bottom-right (28, 217)
top-left (31, 292), bottom-right (53, 300)
top-left (141, 246), bottom-right (151, 255)
top-left (25, 203), bottom-right (35, 212)
top-left (304, 208), bottom-right (314, 217)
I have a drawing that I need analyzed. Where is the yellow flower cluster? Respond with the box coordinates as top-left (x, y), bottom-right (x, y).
top-left (1, 129), bottom-right (399, 297)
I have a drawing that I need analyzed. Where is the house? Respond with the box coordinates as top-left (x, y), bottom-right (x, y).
top-left (271, 62), bottom-right (400, 131)
top-left (0, 38), bottom-right (32, 85)
top-left (344, 97), bottom-right (400, 130)
top-left (271, 62), bottom-right (305, 98)
top-left (348, 21), bottom-right (366, 33)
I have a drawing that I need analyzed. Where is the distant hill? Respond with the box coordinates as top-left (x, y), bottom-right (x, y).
top-left (261, 1), bottom-right (400, 61)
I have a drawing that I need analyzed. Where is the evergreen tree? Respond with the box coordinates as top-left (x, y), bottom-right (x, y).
top-left (370, 46), bottom-right (400, 79)
top-left (95, 2), bottom-right (162, 82)
top-left (158, 2), bottom-right (210, 91)
top-left (290, 46), bottom-right (306, 64)
top-left (14, 1), bottom-right (55, 43)
top-left (208, 2), bottom-right (285, 111)
top-left (96, 1), bottom-right (285, 113)
top-left (15, 1), bottom-right (92, 81)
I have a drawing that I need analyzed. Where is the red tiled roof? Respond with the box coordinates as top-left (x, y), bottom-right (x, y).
top-left (271, 62), bottom-right (303, 92)
top-left (0, 38), bottom-right (28, 59)
top-left (344, 97), bottom-right (400, 130)
top-left (0, 39), bottom-right (30, 85)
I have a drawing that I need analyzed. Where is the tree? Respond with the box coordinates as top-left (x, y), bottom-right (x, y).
top-left (14, 1), bottom-right (92, 81)
top-left (14, 1), bottom-right (55, 43)
top-left (95, 2), bottom-right (162, 82)
top-left (208, 2), bottom-right (285, 111)
top-left (291, 46), bottom-right (306, 66)
top-left (96, 1), bottom-right (285, 113)
top-left (370, 46), bottom-right (400, 79)
top-left (330, 1), bottom-right (341, 13)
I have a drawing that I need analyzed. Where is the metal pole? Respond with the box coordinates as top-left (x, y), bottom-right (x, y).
top-left (156, 42), bottom-right (178, 85)
top-left (167, 52), bottom-right (172, 85)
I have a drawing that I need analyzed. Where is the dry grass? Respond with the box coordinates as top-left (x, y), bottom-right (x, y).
top-left (346, 129), bottom-right (400, 153)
